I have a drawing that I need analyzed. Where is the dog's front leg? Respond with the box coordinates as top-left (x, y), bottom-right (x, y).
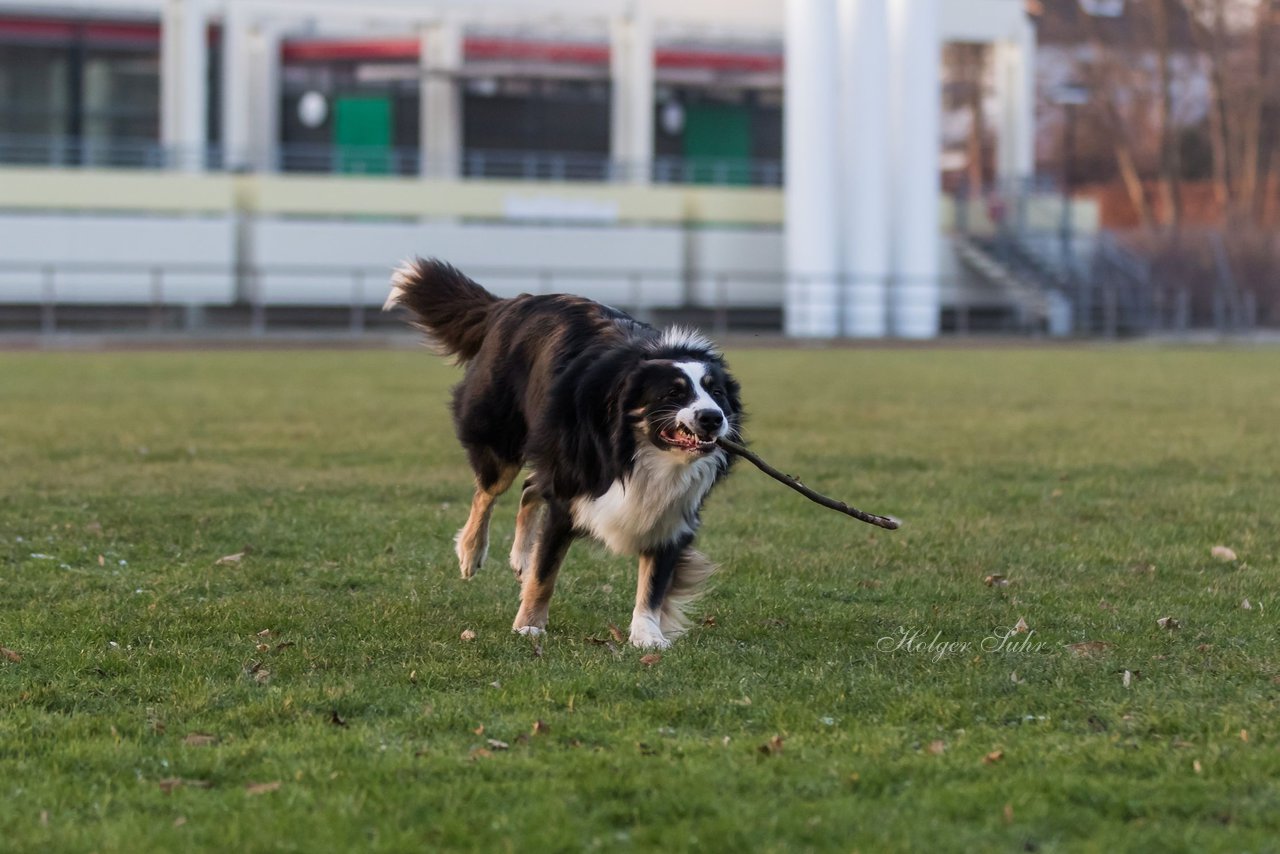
top-left (512, 502), bottom-right (574, 636)
top-left (630, 538), bottom-right (689, 649)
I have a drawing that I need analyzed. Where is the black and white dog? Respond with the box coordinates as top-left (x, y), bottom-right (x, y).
top-left (386, 258), bottom-right (742, 649)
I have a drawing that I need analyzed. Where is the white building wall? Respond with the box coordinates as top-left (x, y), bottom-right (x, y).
top-left (0, 213), bottom-right (235, 304)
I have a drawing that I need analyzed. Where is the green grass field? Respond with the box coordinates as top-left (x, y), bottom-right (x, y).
top-left (1, 346), bottom-right (1277, 853)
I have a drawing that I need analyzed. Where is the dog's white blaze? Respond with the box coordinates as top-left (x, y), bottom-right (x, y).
top-left (570, 445), bottom-right (722, 556)
top-left (672, 361), bottom-right (727, 437)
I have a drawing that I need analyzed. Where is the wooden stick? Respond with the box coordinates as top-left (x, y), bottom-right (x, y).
top-left (716, 437), bottom-right (901, 530)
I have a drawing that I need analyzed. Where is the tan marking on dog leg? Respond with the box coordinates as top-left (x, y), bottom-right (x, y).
top-left (511, 509), bottom-right (573, 634)
top-left (509, 483), bottom-right (545, 581)
top-left (455, 464), bottom-right (519, 579)
top-left (629, 554), bottom-right (670, 649)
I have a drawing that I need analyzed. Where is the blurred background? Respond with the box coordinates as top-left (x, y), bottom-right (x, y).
top-left (0, 0), bottom-right (1276, 341)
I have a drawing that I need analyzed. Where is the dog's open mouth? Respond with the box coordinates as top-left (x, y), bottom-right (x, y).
top-left (659, 424), bottom-right (717, 453)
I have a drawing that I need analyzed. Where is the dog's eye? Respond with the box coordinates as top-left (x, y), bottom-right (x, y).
top-left (711, 388), bottom-right (726, 401)
top-left (666, 388), bottom-right (684, 400)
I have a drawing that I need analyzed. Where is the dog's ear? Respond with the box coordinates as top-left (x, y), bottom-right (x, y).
top-left (557, 348), bottom-right (645, 497)
top-left (607, 355), bottom-right (654, 465)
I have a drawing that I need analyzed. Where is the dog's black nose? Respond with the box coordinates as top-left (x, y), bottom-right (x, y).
top-left (696, 409), bottom-right (724, 434)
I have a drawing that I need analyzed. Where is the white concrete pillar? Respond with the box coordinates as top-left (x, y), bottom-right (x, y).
top-left (994, 16), bottom-right (1036, 186)
top-left (419, 20), bottom-right (463, 179)
top-left (888, 0), bottom-right (941, 338)
top-left (160, 0), bottom-right (208, 170)
top-left (610, 12), bottom-right (654, 183)
top-left (838, 0), bottom-right (891, 337)
top-left (222, 11), bottom-right (278, 173)
top-left (247, 25), bottom-right (281, 171)
top-left (784, 0), bottom-right (842, 338)
top-left (220, 6), bottom-right (251, 170)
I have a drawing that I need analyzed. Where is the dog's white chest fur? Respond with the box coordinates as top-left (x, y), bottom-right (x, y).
top-left (571, 446), bottom-right (722, 555)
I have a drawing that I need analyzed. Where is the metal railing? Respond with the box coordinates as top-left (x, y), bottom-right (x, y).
top-left (0, 134), bottom-right (783, 187)
top-left (0, 259), bottom-right (1048, 339)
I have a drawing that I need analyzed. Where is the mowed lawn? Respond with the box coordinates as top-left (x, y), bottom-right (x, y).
top-left (1, 346), bottom-right (1277, 853)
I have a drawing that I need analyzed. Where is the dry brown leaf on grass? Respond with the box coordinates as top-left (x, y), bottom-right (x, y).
top-left (243, 661), bottom-right (270, 685)
top-left (1122, 670), bottom-right (1134, 688)
top-left (639, 653), bottom-right (661, 667)
top-left (608, 623), bottom-right (625, 644)
top-left (1067, 641), bottom-right (1112, 658)
top-left (215, 551), bottom-right (248, 566)
top-left (97, 554), bottom-right (105, 567)
top-left (486, 739), bottom-right (509, 750)
top-left (759, 735), bottom-right (784, 756)
top-left (1241, 598), bottom-right (1253, 610)
top-left (256, 629), bottom-right (274, 638)
top-left (469, 747), bottom-right (493, 761)
top-left (1193, 759), bottom-right (1202, 774)
top-left (533, 720), bottom-right (550, 736)
top-left (245, 781), bottom-right (281, 795)
top-left (183, 733), bottom-right (218, 747)
top-left (927, 740), bottom-right (947, 756)
top-left (984, 574), bottom-right (1009, 588)
top-left (1003, 803), bottom-right (1014, 825)
top-left (701, 615), bottom-right (717, 627)
top-left (1013, 617), bottom-right (1029, 634)
top-left (1211, 545), bottom-right (1237, 562)
top-left (982, 749), bottom-right (1004, 765)
top-left (1157, 616), bottom-right (1181, 631)
top-left (1, 646), bottom-right (21, 663)
top-left (460, 629), bottom-right (477, 641)
top-left (472, 725), bottom-right (485, 736)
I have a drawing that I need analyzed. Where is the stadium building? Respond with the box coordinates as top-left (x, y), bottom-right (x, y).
top-left (0, 0), bottom-right (1063, 338)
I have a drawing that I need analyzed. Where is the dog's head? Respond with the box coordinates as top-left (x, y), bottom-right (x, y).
top-left (622, 329), bottom-right (742, 458)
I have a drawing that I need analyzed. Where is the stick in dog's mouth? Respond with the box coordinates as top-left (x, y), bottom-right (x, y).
top-left (715, 437), bottom-right (902, 530)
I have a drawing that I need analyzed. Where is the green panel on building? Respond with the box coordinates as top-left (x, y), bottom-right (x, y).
top-left (333, 95), bottom-right (393, 175)
top-left (681, 102), bottom-right (752, 185)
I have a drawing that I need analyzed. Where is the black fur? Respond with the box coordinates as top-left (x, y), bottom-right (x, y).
top-left (389, 257), bottom-right (742, 502)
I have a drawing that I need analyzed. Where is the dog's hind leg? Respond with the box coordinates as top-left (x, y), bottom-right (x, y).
top-left (455, 454), bottom-right (520, 579)
top-left (512, 502), bottom-right (574, 636)
top-left (658, 548), bottom-right (716, 640)
top-left (509, 478), bottom-right (545, 580)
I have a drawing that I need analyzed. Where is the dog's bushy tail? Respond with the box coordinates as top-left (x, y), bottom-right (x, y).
top-left (659, 549), bottom-right (718, 639)
top-left (384, 258), bottom-right (499, 362)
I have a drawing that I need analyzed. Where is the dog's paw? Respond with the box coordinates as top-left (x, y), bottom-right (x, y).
top-left (508, 547), bottom-right (530, 581)
top-left (513, 625), bottom-right (544, 637)
top-left (455, 530), bottom-right (488, 579)
top-left (628, 620), bottom-right (671, 650)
